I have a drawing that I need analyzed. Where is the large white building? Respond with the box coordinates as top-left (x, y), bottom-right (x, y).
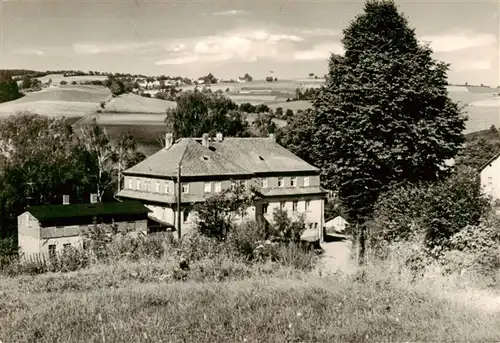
top-left (116, 133), bottom-right (327, 241)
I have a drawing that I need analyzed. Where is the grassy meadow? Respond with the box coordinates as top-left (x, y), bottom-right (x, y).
top-left (0, 85), bottom-right (111, 119)
top-left (1, 258), bottom-right (499, 342)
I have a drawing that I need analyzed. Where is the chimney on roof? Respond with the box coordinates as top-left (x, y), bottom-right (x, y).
top-left (62, 195), bottom-right (70, 205)
top-left (165, 133), bottom-right (173, 149)
top-left (216, 132), bottom-right (223, 142)
top-left (202, 133), bottom-right (209, 148)
top-left (269, 133), bottom-right (275, 142)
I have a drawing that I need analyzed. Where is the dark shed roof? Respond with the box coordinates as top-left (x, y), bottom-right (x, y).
top-left (26, 201), bottom-right (150, 221)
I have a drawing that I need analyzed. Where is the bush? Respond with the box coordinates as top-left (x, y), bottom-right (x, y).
top-left (370, 166), bottom-right (490, 253)
top-left (227, 220), bottom-right (267, 259)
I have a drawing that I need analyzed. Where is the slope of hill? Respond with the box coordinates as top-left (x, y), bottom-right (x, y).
top-left (0, 85), bottom-right (111, 119)
top-left (103, 93), bottom-right (176, 114)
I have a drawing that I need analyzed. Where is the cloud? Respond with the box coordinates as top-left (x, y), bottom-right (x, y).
top-left (12, 48), bottom-right (45, 56)
top-left (453, 59), bottom-right (492, 72)
top-left (155, 29), bottom-right (306, 65)
top-left (213, 9), bottom-right (248, 16)
top-left (72, 41), bottom-right (160, 55)
top-left (293, 43), bottom-right (344, 61)
top-left (420, 31), bottom-right (497, 53)
top-left (296, 28), bottom-right (341, 37)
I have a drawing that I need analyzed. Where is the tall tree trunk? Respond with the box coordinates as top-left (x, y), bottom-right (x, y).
top-left (358, 223), bottom-right (366, 266)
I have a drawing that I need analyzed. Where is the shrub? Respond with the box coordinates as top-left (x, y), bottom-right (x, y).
top-left (370, 166), bottom-right (490, 254)
top-left (227, 220), bottom-right (267, 259)
top-left (270, 208), bottom-right (307, 244)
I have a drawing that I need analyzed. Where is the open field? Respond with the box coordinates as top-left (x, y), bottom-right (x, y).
top-left (0, 85), bottom-right (111, 119)
top-left (269, 100), bottom-right (312, 112)
top-left (1, 262), bottom-right (499, 342)
top-left (103, 93), bottom-right (176, 114)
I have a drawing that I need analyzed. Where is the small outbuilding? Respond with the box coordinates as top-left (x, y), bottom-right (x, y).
top-left (17, 201), bottom-right (150, 257)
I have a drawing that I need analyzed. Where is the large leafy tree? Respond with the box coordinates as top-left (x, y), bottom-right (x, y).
top-left (165, 90), bottom-right (251, 138)
top-left (78, 119), bottom-right (145, 202)
top-left (0, 74), bottom-right (22, 103)
top-left (281, 0), bottom-right (466, 262)
top-left (0, 113), bottom-right (89, 236)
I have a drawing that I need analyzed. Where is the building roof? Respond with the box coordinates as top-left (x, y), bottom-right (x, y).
top-left (209, 138), bottom-right (318, 174)
top-left (25, 201), bottom-right (150, 221)
top-left (123, 136), bottom-right (318, 179)
top-left (479, 151), bottom-right (500, 172)
top-left (125, 138), bottom-right (252, 178)
top-left (260, 186), bottom-right (327, 197)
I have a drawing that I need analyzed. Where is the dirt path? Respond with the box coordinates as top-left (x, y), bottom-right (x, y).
top-left (314, 234), bottom-right (358, 276)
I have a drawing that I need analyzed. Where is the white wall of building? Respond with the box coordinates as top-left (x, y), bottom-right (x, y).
top-left (481, 156), bottom-right (500, 201)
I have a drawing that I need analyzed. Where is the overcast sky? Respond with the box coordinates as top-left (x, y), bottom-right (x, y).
top-left (0, 0), bottom-right (498, 86)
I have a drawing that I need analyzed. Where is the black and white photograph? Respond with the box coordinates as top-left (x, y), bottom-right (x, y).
top-left (0, 0), bottom-right (499, 341)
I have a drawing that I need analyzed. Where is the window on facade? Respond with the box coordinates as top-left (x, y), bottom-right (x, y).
top-left (63, 243), bottom-right (71, 251)
top-left (128, 179), bottom-right (132, 189)
top-left (181, 183), bottom-right (189, 194)
top-left (204, 182), bottom-right (212, 193)
top-left (147, 181), bottom-right (152, 192)
top-left (48, 244), bottom-right (56, 258)
top-left (304, 177), bottom-right (310, 187)
top-left (290, 177), bottom-right (297, 187)
top-left (262, 178), bottom-right (268, 188)
top-left (280, 201), bottom-right (286, 210)
top-left (292, 201), bottom-right (298, 212)
top-left (136, 179), bottom-right (141, 190)
top-left (183, 209), bottom-right (189, 223)
top-left (488, 177), bottom-right (493, 185)
top-left (164, 182), bottom-right (170, 194)
top-left (155, 181), bottom-right (160, 193)
top-left (262, 203), bottom-right (269, 214)
top-left (305, 200), bottom-right (310, 212)
top-left (314, 223), bottom-right (318, 229)
top-left (214, 181), bottom-right (222, 193)
top-left (278, 177), bottom-right (284, 187)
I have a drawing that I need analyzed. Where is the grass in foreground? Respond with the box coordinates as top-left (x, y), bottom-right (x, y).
top-left (1, 264), bottom-right (499, 343)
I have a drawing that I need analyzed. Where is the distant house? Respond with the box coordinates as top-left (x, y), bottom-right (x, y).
top-left (17, 201), bottom-right (150, 257)
top-left (479, 151), bottom-right (500, 201)
top-left (116, 133), bottom-right (328, 241)
top-left (325, 216), bottom-right (348, 233)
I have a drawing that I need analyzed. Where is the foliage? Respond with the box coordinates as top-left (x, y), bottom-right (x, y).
top-left (60, 80), bottom-right (67, 85)
top-left (242, 73), bottom-right (253, 82)
top-left (455, 125), bottom-right (500, 169)
top-left (370, 166), bottom-right (490, 254)
top-left (270, 208), bottom-right (307, 244)
top-left (78, 119), bottom-right (145, 201)
top-left (252, 113), bottom-right (276, 136)
top-left (279, 1), bottom-right (466, 264)
top-left (199, 73), bottom-right (218, 85)
top-left (194, 184), bottom-right (259, 240)
top-left (0, 74), bottom-right (23, 103)
top-left (277, 108), bottom-right (316, 163)
top-left (165, 90), bottom-right (251, 138)
top-left (265, 76), bottom-right (274, 82)
top-left (0, 113), bottom-right (91, 235)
